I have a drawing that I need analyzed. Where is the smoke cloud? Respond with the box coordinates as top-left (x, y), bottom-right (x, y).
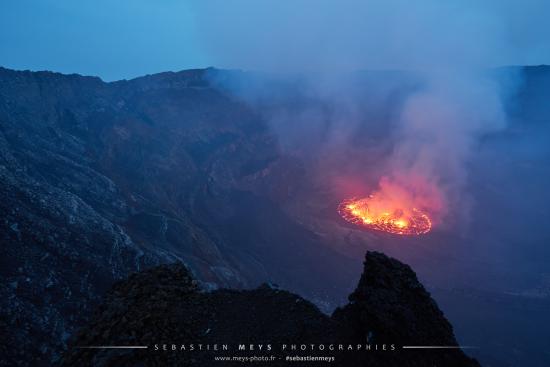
top-left (195, 0), bottom-right (523, 229)
top-left (382, 69), bottom-right (513, 225)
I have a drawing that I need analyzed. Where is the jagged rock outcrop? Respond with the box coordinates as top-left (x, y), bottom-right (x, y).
top-left (333, 252), bottom-right (477, 366)
top-left (62, 252), bottom-right (480, 367)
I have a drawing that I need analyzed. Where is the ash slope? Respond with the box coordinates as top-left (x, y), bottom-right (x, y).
top-left (0, 66), bottom-right (358, 366)
top-left (62, 251), bottom-right (479, 367)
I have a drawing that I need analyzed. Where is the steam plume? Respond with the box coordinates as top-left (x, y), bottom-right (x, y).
top-left (195, 1), bottom-right (522, 228)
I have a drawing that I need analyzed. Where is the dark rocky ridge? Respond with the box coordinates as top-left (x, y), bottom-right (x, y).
top-left (0, 66), bottom-right (360, 366)
top-left (62, 251), bottom-right (479, 366)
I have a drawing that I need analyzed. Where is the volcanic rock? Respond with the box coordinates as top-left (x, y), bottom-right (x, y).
top-left (0, 66), bottom-right (358, 365)
top-left (61, 252), bottom-right (480, 367)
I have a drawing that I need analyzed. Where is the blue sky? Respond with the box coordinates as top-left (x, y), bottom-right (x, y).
top-left (1, 0), bottom-right (548, 81)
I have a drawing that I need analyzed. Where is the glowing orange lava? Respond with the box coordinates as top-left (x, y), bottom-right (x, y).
top-left (338, 196), bottom-right (432, 235)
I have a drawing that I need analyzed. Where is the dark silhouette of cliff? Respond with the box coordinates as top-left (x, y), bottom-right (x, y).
top-left (62, 252), bottom-right (480, 367)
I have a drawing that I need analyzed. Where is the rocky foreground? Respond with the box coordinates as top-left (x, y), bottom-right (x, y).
top-left (62, 251), bottom-right (480, 367)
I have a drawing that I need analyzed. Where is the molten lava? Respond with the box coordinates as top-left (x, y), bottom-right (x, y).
top-left (338, 196), bottom-right (432, 235)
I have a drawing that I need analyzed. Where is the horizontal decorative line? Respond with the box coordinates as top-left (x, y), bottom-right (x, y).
top-left (77, 346), bottom-right (148, 349)
top-left (402, 346), bottom-right (478, 349)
